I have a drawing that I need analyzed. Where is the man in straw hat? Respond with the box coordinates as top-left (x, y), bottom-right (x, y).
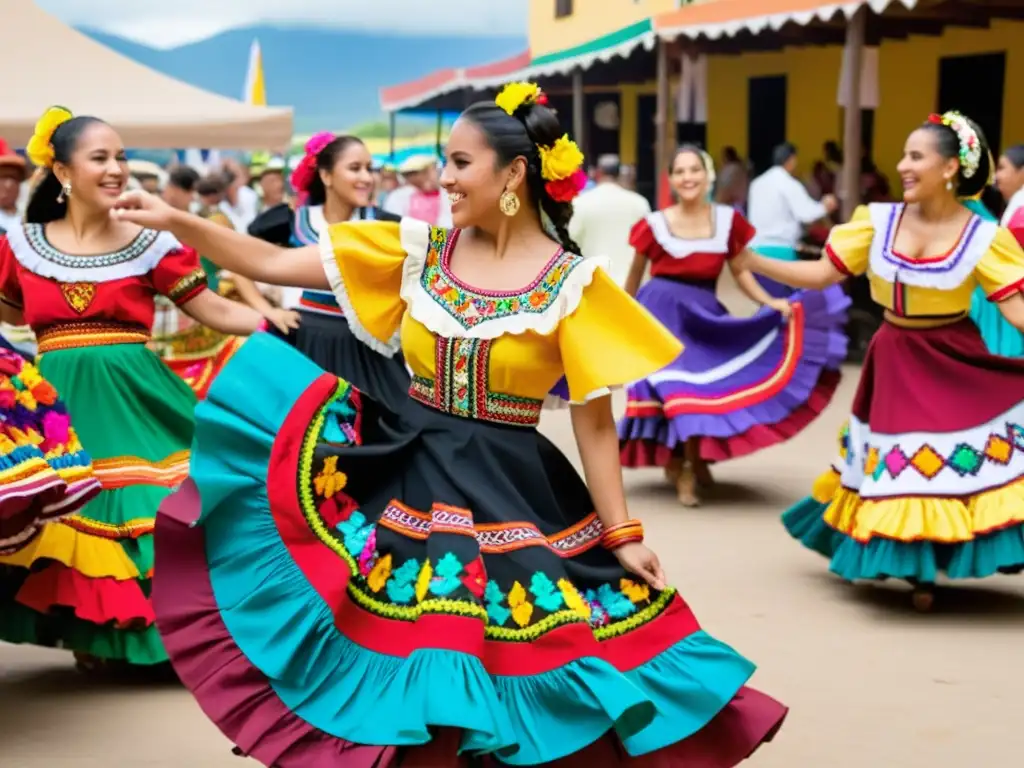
top-left (0, 139), bottom-right (27, 233)
top-left (383, 153), bottom-right (451, 226)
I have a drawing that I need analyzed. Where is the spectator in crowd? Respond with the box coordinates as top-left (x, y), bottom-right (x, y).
top-left (569, 153), bottom-right (651, 286)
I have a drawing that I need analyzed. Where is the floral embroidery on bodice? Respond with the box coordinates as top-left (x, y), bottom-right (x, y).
top-left (419, 227), bottom-right (585, 331)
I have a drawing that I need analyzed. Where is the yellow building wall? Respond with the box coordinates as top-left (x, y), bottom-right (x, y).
top-left (527, 0), bottom-right (678, 57)
top-left (703, 20), bottom-right (1024, 178)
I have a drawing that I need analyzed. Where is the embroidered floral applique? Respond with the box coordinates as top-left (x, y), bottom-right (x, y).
top-left (420, 226), bottom-right (584, 329)
top-left (59, 282), bottom-right (96, 314)
top-left (314, 455), bottom-right (348, 498)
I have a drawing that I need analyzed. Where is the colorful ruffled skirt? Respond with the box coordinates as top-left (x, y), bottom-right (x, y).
top-left (153, 323), bottom-right (243, 400)
top-left (619, 277), bottom-right (848, 465)
top-left (0, 337), bottom-right (196, 664)
top-left (153, 333), bottom-right (787, 766)
top-left (783, 318), bottom-right (1024, 583)
top-left (0, 349), bottom-right (100, 554)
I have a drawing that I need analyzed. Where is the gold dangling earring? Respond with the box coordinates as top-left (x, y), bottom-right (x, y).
top-left (499, 189), bottom-right (520, 217)
top-left (57, 182), bottom-right (71, 203)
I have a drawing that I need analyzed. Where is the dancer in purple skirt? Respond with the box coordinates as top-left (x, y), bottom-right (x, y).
top-left (620, 146), bottom-right (850, 506)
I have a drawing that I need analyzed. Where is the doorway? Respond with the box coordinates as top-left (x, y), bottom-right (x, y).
top-left (636, 94), bottom-right (657, 206)
top-left (748, 75), bottom-right (787, 176)
top-left (938, 52), bottom-right (1006, 156)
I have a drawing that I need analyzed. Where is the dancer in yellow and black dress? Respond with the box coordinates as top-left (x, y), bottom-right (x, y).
top-left (117, 82), bottom-right (787, 765)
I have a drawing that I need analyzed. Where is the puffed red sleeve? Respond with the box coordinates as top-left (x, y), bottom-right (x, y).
top-left (726, 210), bottom-right (756, 257)
top-left (0, 236), bottom-right (23, 309)
top-left (628, 217), bottom-right (655, 257)
top-left (151, 246), bottom-right (208, 306)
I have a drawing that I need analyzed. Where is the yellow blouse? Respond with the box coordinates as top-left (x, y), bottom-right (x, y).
top-left (825, 203), bottom-right (1024, 316)
top-left (320, 219), bottom-right (682, 427)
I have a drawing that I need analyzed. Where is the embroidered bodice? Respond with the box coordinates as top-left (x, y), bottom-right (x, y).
top-left (321, 219), bottom-right (681, 426)
top-left (825, 203), bottom-right (1024, 315)
top-left (0, 221), bottom-right (207, 332)
top-left (629, 205), bottom-right (755, 282)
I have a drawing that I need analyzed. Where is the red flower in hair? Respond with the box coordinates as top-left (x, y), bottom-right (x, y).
top-left (545, 169), bottom-right (587, 203)
top-left (927, 114), bottom-right (943, 125)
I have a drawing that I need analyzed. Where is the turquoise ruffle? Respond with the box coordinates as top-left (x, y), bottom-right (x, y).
top-left (189, 334), bottom-right (762, 764)
top-left (970, 285), bottom-right (1024, 356)
top-left (782, 494), bottom-right (1024, 583)
top-left (780, 496), bottom-right (842, 558)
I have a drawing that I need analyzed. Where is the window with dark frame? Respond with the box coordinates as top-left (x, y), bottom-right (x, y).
top-left (555, 0), bottom-right (573, 19)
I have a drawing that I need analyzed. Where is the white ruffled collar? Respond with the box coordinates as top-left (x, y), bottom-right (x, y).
top-left (867, 202), bottom-right (996, 289)
top-left (646, 205), bottom-right (733, 258)
top-left (6, 221), bottom-right (183, 283)
top-left (398, 221), bottom-right (605, 340)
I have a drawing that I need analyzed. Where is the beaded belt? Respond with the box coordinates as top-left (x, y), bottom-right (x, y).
top-left (298, 290), bottom-right (343, 317)
top-left (37, 322), bottom-right (151, 353)
top-left (409, 375), bottom-right (543, 428)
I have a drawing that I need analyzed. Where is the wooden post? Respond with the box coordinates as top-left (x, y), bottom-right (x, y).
top-left (388, 112), bottom-right (396, 163)
top-left (572, 67), bottom-right (586, 156)
top-left (840, 7), bottom-right (866, 222)
top-left (435, 109), bottom-right (443, 158)
top-left (655, 36), bottom-right (671, 208)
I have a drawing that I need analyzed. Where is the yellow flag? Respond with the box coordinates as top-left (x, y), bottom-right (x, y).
top-left (244, 39), bottom-right (266, 106)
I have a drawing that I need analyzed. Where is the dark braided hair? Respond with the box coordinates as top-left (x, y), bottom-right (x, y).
top-left (460, 100), bottom-right (582, 254)
top-left (918, 115), bottom-right (992, 199)
top-left (25, 115), bottom-right (107, 224)
top-left (306, 135), bottom-right (366, 206)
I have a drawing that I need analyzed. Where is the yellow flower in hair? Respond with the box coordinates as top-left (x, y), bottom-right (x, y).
top-left (495, 81), bottom-right (540, 116)
top-left (539, 135), bottom-right (584, 181)
top-left (26, 106), bottom-right (73, 168)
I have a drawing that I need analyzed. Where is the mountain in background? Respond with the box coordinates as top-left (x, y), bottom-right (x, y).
top-left (80, 25), bottom-right (526, 134)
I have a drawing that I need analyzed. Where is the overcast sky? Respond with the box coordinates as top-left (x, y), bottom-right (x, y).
top-left (38, 0), bottom-right (529, 47)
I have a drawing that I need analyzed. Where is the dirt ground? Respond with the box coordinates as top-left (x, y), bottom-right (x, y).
top-left (2, 284), bottom-right (1022, 766)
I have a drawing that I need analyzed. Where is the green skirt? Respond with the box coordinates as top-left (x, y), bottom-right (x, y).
top-left (0, 342), bottom-right (196, 665)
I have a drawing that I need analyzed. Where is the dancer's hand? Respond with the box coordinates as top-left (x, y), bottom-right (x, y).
top-left (764, 298), bottom-right (792, 320)
top-left (614, 542), bottom-right (667, 591)
top-left (266, 307), bottom-right (301, 334)
top-left (111, 190), bottom-right (178, 230)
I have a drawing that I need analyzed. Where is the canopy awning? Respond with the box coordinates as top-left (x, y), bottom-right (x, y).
top-left (379, 19), bottom-right (657, 113)
top-left (522, 19), bottom-right (656, 78)
top-left (1, 1), bottom-right (293, 150)
top-left (379, 52), bottom-right (531, 113)
top-left (653, 0), bottom-right (918, 39)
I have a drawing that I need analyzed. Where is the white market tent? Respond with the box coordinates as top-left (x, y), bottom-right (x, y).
top-left (0, 1), bottom-right (293, 150)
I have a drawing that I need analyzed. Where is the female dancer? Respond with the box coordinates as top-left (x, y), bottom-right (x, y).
top-left (118, 82), bottom-right (787, 765)
top-left (0, 347), bottom-right (100, 554)
top-left (0, 107), bottom-right (262, 669)
top-left (968, 144), bottom-right (1024, 355)
top-left (243, 132), bottom-right (409, 403)
top-left (619, 146), bottom-right (849, 507)
top-left (743, 111), bottom-right (1024, 611)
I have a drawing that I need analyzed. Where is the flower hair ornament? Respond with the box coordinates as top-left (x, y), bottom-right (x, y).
top-left (26, 106), bottom-right (73, 168)
top-left (290, 131), bottom-right (335, 205)
top-left (495, 82), bottom-right (587, 204)
top-left (927, 111), bottom-right (982, 180)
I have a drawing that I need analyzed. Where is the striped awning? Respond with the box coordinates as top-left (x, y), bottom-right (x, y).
top-left (654, 0), bottom-right (919, 39)
top-left (379, 19), bottom-right (656, 112)
top-left (379, 52), bottom-right (531, 113)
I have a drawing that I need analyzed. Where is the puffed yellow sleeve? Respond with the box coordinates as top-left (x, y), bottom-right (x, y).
top-left (558, 268), bottom-right (683, 402)
top-left (320, 218), bottom-right (429, 355)
top-left (823, 205), bottom-right (874, 277)
top-left (975, 226), bottom-right (1024, 301)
